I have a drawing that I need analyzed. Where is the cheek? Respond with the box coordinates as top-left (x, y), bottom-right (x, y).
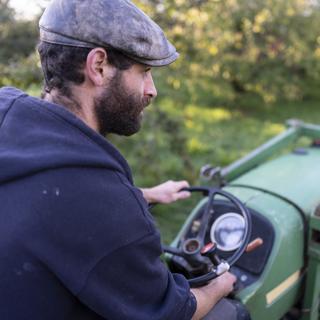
top-left (123, 73), bottom-right (145, 95)
top-left (131, 81), bottom-right (144, 96)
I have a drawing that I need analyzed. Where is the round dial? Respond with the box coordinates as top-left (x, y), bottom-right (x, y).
top-left (210, 213), bottom-right (245, 251)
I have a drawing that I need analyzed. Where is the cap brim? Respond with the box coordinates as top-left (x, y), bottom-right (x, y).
top-left (125, 51), bottom-right (179, 67)
top-left (40, 28), bottom-right (179, 67)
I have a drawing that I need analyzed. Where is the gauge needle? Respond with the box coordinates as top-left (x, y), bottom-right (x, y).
top-left (218, 227), bottom-right (244, 233)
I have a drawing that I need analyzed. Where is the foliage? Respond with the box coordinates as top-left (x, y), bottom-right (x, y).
top-left (0, 53), bottom-right (43, 89)
top-left (137, 99), bottom-right (320, 243)
top-left (3, 0), bottom-right (320, 103)
top-left (136, 0), bottom-right (320, 105)
top-left (2, 0), bottom-right (320, 242)
top-left (0, 0), bottom-right (14, 23)
top-left (0, 0), bottom-right (42, 90)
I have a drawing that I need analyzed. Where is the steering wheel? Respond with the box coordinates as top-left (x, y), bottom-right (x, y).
top-left (163, 186), bottom-right (252, 287)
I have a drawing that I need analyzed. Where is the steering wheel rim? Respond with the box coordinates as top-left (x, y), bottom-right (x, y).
top-left (163, 186), bottom-right (252, 287)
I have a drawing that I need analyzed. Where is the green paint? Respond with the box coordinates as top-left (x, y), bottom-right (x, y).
top-left (170, 120), bottom-right (320, 319)
top-left (226, 187), bottom-right (304, 320)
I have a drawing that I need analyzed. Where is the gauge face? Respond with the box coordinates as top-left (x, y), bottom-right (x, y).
top-left (210, 213), bottom-right (245, 252)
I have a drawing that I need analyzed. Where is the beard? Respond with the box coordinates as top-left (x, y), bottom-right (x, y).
top-left (94, 70), bottom-right (151, 136)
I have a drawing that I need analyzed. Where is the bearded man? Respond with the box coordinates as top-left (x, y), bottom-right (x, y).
top-left (0, 0), bottom-right (236, 319)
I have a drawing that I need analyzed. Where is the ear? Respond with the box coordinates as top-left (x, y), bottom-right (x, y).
top-left (85, 48), bottom-right (113, 86)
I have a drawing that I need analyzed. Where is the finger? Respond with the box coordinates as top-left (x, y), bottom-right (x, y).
top-left (175, 191), bottom-right (191, 200)
top-left (176, 180), bottom-right (190, 190)
top-left (226, 272), bottom-right (237, 284)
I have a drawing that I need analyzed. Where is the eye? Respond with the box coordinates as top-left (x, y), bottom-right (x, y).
top-left (142, 67), bottom-right (151, 79)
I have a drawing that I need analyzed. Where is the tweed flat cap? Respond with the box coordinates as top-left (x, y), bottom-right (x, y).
top-left (39, 0), bottom-right (178, 67)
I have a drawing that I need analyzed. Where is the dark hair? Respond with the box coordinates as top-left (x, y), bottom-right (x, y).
top-left (37, 41), bottom-right (135, 95)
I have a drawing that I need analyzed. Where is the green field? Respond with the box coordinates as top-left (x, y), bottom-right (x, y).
top-left (24, 86), bottom-right (320, 244)
top-left (124, 99), bottom-right (320, 244)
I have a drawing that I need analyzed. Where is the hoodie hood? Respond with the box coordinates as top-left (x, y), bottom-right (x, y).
top-left (0, 87), bottom-right (133, 184)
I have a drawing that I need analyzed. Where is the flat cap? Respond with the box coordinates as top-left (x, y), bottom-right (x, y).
top-left (39, 0), bottom-right (178, 67)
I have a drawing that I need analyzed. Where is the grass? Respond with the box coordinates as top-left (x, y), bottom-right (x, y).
top-left (151, 99), bottom-right (320, 244)
top-left (24, 86), bottom-right (320, 244)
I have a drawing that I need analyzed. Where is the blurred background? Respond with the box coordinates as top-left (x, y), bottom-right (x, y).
top-left (1, 0), bottom-right (320, 242)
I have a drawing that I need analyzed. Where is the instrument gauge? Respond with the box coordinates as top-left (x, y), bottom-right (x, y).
top-left (210, 213), bottom-right (245, 252)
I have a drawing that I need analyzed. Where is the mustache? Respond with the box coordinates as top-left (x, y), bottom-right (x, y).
top-left (143, 96), bottom-right (152, 107)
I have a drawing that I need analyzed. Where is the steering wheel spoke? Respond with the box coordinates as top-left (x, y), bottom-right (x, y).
top-left (163, 186), bottom-right (252, 287)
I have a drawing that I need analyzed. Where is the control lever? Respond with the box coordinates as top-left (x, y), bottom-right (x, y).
top-left (200, 242), bottom-right (230, 276)
top-left (246, 237), bottom-right (263, 253)
top-left (200, 242), bottom-right (220, 265)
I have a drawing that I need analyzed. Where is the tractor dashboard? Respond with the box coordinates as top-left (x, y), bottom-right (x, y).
top-left (169, 200), bottom-right (275, 289)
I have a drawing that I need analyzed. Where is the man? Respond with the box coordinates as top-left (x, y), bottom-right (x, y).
top-left (0, 0), bottom-right (236, 319)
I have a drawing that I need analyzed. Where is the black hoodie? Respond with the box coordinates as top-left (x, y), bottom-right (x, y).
top-left (0, 87), bottom-right (196, 320)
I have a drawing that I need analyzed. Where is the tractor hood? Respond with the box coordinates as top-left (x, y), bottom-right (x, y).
top-left (230, 147), bottom-right (320, 216)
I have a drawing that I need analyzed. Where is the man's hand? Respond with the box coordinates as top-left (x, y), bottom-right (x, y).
top-left (140, 180), bottom-right (191, 204)
top-left (191, 272), bottom-right (237, 320)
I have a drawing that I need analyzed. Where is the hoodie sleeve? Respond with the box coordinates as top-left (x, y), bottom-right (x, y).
top-left (28, 167), bottom-right (196, 320)
top-left (77, 231), bottom-right (197, 320)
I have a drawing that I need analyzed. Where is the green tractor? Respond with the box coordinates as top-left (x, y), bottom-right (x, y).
top-left (164, 120), bottom-right (320, 320)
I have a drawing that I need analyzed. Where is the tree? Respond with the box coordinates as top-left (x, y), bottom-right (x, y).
top-left (0, 0), bottom-right (42, 90)
top-left (135, 0), bottom-right (320, 105)
top-left (0, 0), bottom-right (14, 23)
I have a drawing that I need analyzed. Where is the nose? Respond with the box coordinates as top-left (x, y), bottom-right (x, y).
top-left (144, 73), bottom-right (157, 99)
